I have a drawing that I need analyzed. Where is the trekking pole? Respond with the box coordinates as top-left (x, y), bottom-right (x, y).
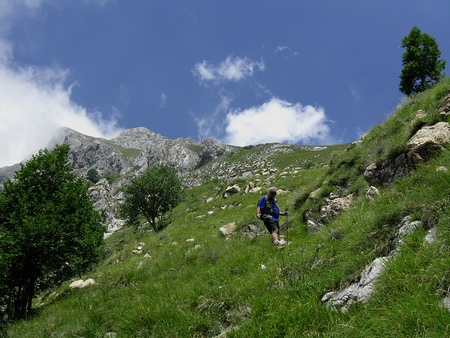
top-left (255, 217), bottom-right (260, 241)
top-left (285, 208), bottom-right (289, 243)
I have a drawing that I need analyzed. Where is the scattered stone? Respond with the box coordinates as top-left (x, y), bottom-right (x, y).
top-left (365, 186), bottom-right (380, 200)
top-left (219, 222), bottom-right (237, 236)
top-left (443, 296), bottom-right (450, 311)
top-left (424, 227), bottom-right (437, 245)
top-left (70, 278), bottom-right (95, 289)
top-left (410, 110), bottom-right (427, 125)
top-left (224, 184), bottom-right (241, 198)
top-left (396, 216), bottom-right (422, 244)
top-left (132, 243), bottom-right (145, 254)
top-left (320, 193), bottom-right (354, 223)
top-left (438, 91), bottom-right (450, 116)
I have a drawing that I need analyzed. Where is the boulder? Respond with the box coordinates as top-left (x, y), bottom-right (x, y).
top-left (438, 92), bottom-right (450, 116)
top-left (320, 194), bottom-right (353, 223)
top-left (364, 153), bottom-right (414, 187)
top-left (223, 184), bottom-right (240, 198)
top-left (219, 222), bottom-right (237, 236)
top-left (322, 257), bottom-right (389, 312)
top-left (364, 122), bottom-right (450, 187)
top-left (70, 278), bottom-right (95, 289)
top-left (365, 186), bottom-right (380, 200)
top-left (407, 122), bottom-right (450, 162)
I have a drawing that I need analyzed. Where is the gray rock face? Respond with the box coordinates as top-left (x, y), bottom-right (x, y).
top-left (0, 163), bottom-right (21, 188)
top-left (363, 153), bottom-right (414, 187)
top-left (62, 127), bottom-right (202, 176)
top-left (87, 179), bottom-right (124, 237)
top-left (47, 127), bottom-right (240, 181)
top-left (438, 92), bottom-right (450, 116)
top-left (407, 122), bottom-right (450, 161)
top-left (364, 122), bottom-right (450, 187)
top-left (64, 129), bottom-right (131, 176)
top-left (198, 138), bottom-right (238, 167)
top-left (112, 127), bottom-right (168, 149)
top-left (322, 216), bottom-right (424, 312)
top-left (322, 257), bottom-right (388, 312)
top-left (0, 127), bottom-right (245, 234)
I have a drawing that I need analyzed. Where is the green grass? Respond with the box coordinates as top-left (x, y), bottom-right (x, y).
top-left (5, 78), bottom-right (450, 337)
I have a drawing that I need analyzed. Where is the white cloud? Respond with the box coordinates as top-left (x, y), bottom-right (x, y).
top-left (222, 98), bottom-right (332, 146)
top-left (0, 0), bottom-right (44, 15)
top-left (274, 45), bottom-right (298, 59)
top-left (350, 85), bottom-right (361, 101)
top-left (0, 54), bottom-right (122, 168)
top-left (159, 91), bottom-right (167, 108)
top-left (0, 40), bottom-right (13, 62)
top-left (192, 56), bottom-right (265, 83)
top-left (0, 0), bottom-right (121, 168)
top-left (274, 46), bottom-right (288, 53)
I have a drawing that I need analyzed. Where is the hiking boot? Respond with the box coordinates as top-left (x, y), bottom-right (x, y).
top-left (277, 238), bottom-right (287, 245)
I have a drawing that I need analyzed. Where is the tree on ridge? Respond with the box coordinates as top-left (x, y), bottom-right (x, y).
top-left (399, 26), bottom-right (446, 96)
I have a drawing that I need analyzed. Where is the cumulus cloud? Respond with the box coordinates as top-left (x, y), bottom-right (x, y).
top-left (0, 59), bottom-right (122, 167)
top-left (223, 98), bottom-right (332, 146)
top-left (192, 56), bottom-right (265, 83)
top-left (0, 49), bottom-right (121, 167)
top-left (0, 0), bottom-right (121, 168)
top-left (192, 55), bottom-right (330, 146)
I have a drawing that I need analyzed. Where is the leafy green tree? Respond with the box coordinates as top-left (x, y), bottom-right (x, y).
top-left (0, 144), bottom-right (105, 320)
top-left (120, 165), bottom-right (184, 232)
top-left (87, 168), bottom-right (100, 183)
top-left (399, 26), bottom-right (446, 95)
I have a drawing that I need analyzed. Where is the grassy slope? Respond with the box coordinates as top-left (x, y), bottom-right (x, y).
top-left (7, 79), bottom-right (450, 337)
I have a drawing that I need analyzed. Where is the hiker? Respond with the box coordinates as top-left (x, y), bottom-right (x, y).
top-left (256, 187), bottom-right (288, 245)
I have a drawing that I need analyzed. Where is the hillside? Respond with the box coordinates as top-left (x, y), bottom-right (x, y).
top-left (4, 78), bottom-right (450, 337)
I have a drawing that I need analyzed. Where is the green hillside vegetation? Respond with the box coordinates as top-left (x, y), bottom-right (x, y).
top-left (6, 78), bottom-right (450, 337)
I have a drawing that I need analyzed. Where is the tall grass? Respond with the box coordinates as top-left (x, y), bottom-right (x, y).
top-left (5, 78), bottom-right (450, 337)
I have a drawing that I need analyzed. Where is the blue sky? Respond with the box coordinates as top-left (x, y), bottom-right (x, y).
top-left (1, 0), bottom-right (449, 167)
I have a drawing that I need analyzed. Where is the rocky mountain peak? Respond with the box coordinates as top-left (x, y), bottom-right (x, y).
top-left (112, 127), bottom-right (169, 150)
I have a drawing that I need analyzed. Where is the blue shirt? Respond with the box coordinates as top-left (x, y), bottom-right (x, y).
top-left (257, 196), bottom-right (280, 220)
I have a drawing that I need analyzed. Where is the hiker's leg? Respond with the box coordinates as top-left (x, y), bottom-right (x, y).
top-left (272, 229), bottom-right (279, 243)
top-left (273, 221), bottom-right (281, 243)
top-left (264, 220), bottom-right (274, 242)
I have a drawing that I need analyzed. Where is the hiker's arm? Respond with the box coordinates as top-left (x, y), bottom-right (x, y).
top-left (256, 207), bottom-right (262, 219)
top-left (280, 210), bottom-right (288, 216)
